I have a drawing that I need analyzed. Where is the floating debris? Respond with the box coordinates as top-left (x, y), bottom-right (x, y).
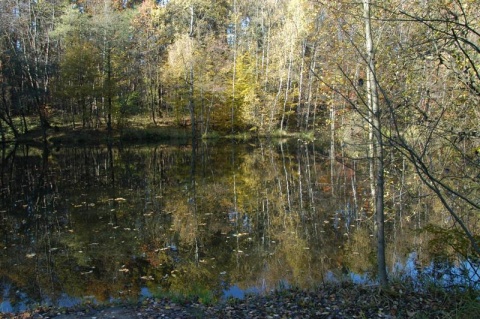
top-left (232, 232), bottom-right (248, 237)
top-left (140, 275), bottom-right (154, 281)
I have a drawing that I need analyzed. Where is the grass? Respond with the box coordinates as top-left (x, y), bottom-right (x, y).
top-left (0, 113), bottom-right (346, 147)
top-left (452, 293), bottom-right (480, 318)
top-left (1, 116), bottom-right (43, 143)
top-left (201, 130), bottom-right (221, 140)
top-left (224, 131), bottom-right (255, 141)
top-left (119, 126), bottom-right (190, 142)
top-left (13, 122), bottom-right (191, 146)
top-left (151, 286), bottom-right (217, 306)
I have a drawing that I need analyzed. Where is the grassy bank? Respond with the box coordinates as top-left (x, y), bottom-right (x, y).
top-left (5, 116), bottom-right (320, 147)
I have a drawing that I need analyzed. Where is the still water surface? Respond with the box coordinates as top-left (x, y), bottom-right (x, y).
top-left (0, 140), bottom-right (476, 312)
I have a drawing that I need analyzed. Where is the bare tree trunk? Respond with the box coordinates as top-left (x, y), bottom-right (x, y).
top-left (330, 100), bottom-right (336, 196)
top-left (280, 48), bottom-right (293, 131)
top-left (297, 40), bottom-right (306, 129)
top-left (364, 0), bottom-right (388, 286)
top-left (188, 5), bottom-right (196, 138)
top-left (231, 0), bottom-right (238, 134)
top-left (304, 42), bottom-right (317, 130)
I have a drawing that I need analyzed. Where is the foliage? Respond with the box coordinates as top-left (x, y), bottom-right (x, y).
top-left (1, 0), bottom-right (479, 295)
top-left (423, 224), bottom-right (480, 261)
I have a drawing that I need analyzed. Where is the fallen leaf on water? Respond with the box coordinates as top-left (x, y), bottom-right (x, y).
top-left (140, 276), bottom-right (154, 281)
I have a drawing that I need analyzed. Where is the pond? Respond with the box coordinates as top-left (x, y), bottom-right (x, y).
top-left (0, 139), bottom-right (477, 312)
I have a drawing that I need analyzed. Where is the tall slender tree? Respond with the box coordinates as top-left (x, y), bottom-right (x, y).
top-left (363, 0), bottom-right (387, 286)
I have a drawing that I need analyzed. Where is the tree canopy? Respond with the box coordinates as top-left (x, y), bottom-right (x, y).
top-left (1, 0), bottom-right (479, 286)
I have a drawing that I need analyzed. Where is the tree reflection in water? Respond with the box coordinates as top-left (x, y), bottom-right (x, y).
top-left (0, 141), bottom-right (478, 312)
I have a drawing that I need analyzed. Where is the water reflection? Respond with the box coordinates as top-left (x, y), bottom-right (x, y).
top-left (392, 252), bottom-right (480, 290)
top-left (0, 141), bottom-right (476, 312)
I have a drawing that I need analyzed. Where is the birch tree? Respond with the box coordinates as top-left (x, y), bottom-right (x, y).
top-left (363, 0), bottom-right (387, 286)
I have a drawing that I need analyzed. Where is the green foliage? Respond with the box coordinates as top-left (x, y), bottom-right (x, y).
top-left (152, 286), bottom-right (216, 306)
top-left (116, 92), bottom-right (143, 130)
top-left (120, 127), bottom-right (190, 142)
top-left (155, 263), bottom-right (218, 306)
top-left (232, 52), bottom-right (261, 130)
top-left (2, 1), bottom-right (480, 300)
top-left (201, 130), bottom-right (221, 140)
top-left (423, 224), bottom-right (480, 260)
top-left (57, 40), bottom-right (101, 101)
top-left (298, 130), bottom-right (315, 142)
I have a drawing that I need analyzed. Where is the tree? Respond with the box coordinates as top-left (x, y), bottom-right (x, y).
top-left (161, 0), bottom-right (230, 135)
top-left (0, 0), bottom-right (64, 140)
top-left (363, 0), bottom-right (387, 286)
top-left (131, 0), bottom-right (169, 124)
top-left (57, 39), bottom-right (100, 128)
top-left (0, 41), bottom-right (21, 139)
top-left (382, 0), bottom-right (480, 257)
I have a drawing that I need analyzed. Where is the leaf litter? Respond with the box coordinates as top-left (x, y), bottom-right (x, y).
top-left (3, 282), bottom-right (477, 318)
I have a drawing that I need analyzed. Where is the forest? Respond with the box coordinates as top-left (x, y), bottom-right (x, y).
top-left (0, 0), bottom-right (479, 288)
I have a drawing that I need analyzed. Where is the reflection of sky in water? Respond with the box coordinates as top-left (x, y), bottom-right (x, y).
top-left (57, 294), bottom-right (82, 308)
top-left (1, 285), bottom-right (27, 313)
top-left (1, 289), bottom-right (86, 314)
top-left (321, 253), bottom-right (479, 291)
top-left (1, 144), bottom-right (479, 313)
top-left (140, 287), bottom-right (153, 298)
top-left (223, 285), bottom-right (262, 300)
top-left (421, 260), bottom-right (480, 289)
top-left (392, 252), bottom-right (480, 290)
top-left (349, 272), bottom-right (373, 285)
top-left (1, 255), bottom-right (479, 312)
top-left (223, 285), bottom-right (245, 299)
top-left (0, 301), bottom-right (19, 314)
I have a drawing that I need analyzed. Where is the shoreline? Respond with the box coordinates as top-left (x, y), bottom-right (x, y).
top-left (2, 282), bottom-right (477, 318)
top-left (4, 123), bottom-right (319, 148)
